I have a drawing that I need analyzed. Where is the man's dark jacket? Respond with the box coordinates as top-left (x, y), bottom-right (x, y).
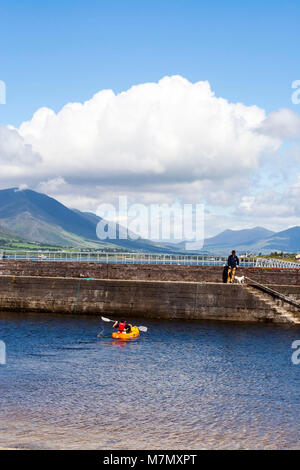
top-left (227, 254), bottom-right (239, 268)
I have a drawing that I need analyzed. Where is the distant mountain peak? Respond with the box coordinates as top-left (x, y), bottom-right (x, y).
top-left (1, 187), bottom-right (299, 253)
top-left (0, 188), bottom-right (179, 252)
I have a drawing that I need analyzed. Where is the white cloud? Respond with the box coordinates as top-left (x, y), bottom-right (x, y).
top-left (259, 108), bottom-right (300, 139)
top-left (236, 176), bottom-right (300, 221)
top-left (0, 125), bottom-right (41, 178)
top-left (16, 75), bottom-right (279, 187)
top-left (15, 184), bottom-right (28, 192)
top-left (237, 194), bottom-right (292, 218)
top-left (37, 177), bottom-right (67, 193)
top-left (1, 75), bottom-right (300, 234)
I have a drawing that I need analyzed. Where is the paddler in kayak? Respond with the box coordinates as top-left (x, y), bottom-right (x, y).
top-left (113, 320), bottom-right (132, 334)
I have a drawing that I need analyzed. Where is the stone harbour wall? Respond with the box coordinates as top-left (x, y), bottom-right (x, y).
top-left (0, 275), bottom-right (294, 324)
top-left (0, 260), bottom-right (299, 285)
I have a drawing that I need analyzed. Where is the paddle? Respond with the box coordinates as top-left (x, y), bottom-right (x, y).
top-left (101, 316), bottom-right (148, 332)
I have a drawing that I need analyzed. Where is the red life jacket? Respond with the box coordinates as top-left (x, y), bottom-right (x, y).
top-left (118, 321), bottom-right (126, 332)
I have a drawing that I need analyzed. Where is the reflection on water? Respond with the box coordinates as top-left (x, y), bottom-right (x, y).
top-left (0, 312), bottom-right (299, 449)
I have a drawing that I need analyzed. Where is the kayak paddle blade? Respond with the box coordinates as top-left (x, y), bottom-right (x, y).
top-left (138, 326), bottom-right (148, 332)
top-left (101, 316), bottom-right (113, 323)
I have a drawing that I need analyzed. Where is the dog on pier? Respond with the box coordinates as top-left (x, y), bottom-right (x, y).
top-left (235, 275), bottom-right (245, 284)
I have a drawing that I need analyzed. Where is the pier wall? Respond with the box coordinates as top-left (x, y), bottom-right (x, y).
top-left (0, 275), bottom-right (298, 324)
top-left (0, 260), bottom-right (299, 285)
top-left (0, 261), bottom-right (300, 324)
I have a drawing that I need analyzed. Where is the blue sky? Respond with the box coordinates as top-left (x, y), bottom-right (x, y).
top-left (1, 0), bottom-right (300, 125)
top-left (0, 0), bottom-right (300, 237)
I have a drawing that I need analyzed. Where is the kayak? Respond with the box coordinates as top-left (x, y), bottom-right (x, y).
top-left (112, 326), bottom-right (140, 340)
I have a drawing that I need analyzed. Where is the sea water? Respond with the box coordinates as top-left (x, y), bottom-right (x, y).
top-left (0, 312), bottom-right (299, 449)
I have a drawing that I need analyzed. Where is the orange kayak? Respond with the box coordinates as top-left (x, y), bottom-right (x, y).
top-left (112, 326), bottom-right (140, 340)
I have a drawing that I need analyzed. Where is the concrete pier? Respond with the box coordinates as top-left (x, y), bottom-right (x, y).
top-left (0, 273), bottom-right (299, 325)
top-left (0, 260), bottom-right (300, 285)
top-left (0, 261), bottom-right (300, 324)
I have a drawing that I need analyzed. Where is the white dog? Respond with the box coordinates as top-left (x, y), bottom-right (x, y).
top-left (235, 275), bottom-right (245, 284)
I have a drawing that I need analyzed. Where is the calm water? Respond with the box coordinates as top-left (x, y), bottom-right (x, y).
top-left (0, 312), bottom-right (299, 450)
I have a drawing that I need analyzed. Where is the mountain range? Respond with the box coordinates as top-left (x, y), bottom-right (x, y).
top-left (0, 187), bottom-right (299, 254)
top-left (0, 188), bottom-right (177, 252)
top-left (203, 226), bottom-right (300, 254)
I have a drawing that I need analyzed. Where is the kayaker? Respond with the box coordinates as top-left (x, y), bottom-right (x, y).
top-left (227, 250), bottom-right (240, 283)
top-left (113, 320), bottom-right (132, 333)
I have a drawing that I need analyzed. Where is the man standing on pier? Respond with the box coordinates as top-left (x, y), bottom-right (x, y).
top-left (227, 250), bottom-right (239, 283)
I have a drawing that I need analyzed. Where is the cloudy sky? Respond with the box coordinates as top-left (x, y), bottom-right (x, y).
top-left (0, 1), bottom-right (300, 237)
